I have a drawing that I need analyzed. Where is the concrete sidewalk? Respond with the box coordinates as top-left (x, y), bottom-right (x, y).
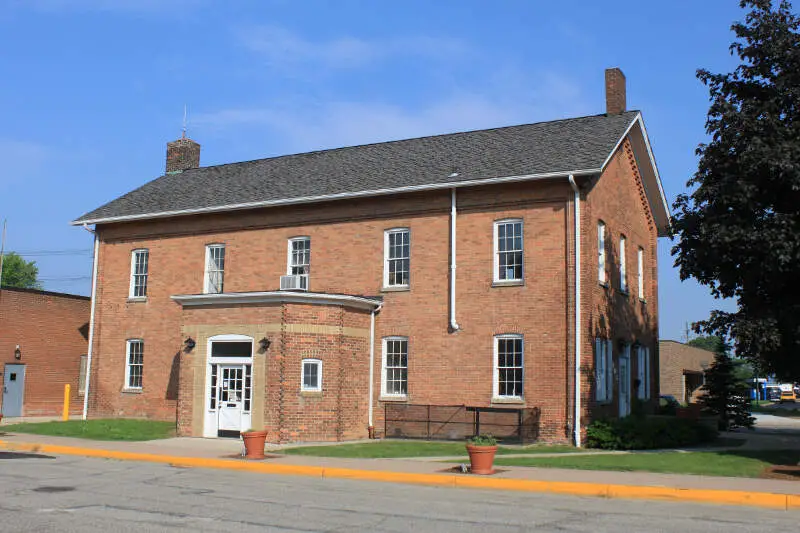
top-left (0, 432), bottom-right (797, 509)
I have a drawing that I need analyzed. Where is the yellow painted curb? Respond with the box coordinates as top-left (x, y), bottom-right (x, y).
top-left (0, 440), bottom-right (796, 510)
top-left (787, 494), bottom-right (800, 510)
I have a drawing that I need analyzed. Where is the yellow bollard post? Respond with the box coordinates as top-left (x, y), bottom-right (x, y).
top-left (63, 384), bottom-right (70, 421)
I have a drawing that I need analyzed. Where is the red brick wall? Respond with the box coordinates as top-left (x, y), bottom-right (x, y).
top-left (0, 288), bottom-right (89, 416)
top-left (583, 132), bottom-right (661, 424)
top-left (88, 143), bottom-right (658, 443)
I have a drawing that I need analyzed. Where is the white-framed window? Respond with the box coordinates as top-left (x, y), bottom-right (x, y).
top-left (619, 235), bottom-right (628, 293)
top-left (637, 345), bottom-right (650, 400)
top-left (287, 236), bottom-right (311, 280)
top-left (598, 222), bottom-right (606, 284)
top-left (301, 359), bottom-right (322, 392)
top-left (493, 219), bottom-right (524, 282)
top-left (381, 337), bottom-right (408, 397)
top-left (638, 247), bottom-right (645, 300)
top-left (129, 249), bottom-right (149, 298)
top-left (494, 334), bottom-right (524, 399)
top-left (204, 244), bottom-right (225, 294)
top-left (125, 339), bottom-right (144, 389)
top-left (384, 228), bottom-right (410, 288)
top-left (595, 338), bottom-right (613, 402)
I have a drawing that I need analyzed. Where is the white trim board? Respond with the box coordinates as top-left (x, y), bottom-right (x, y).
top-left (172, 290), bottom-right (382, 311)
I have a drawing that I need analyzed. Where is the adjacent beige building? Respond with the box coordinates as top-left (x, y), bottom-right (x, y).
top-left (659, 340), bottom-right (713, 404)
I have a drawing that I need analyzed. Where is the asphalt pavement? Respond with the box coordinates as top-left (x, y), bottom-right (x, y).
top-left (0, 451), bottom-right (797, 532)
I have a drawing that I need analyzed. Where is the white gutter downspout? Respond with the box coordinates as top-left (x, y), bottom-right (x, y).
top-left (82, 227), bottom-right (100, 420)
top-left (368, 303), bottom-right (383, 437)
top-left (449, 188), bottom-right (460, 331)
top-left (568, 175), bottom-right (582, 447)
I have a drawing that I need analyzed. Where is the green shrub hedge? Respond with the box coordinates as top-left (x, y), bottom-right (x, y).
top-left (586, 416), bottom-right (718, 450)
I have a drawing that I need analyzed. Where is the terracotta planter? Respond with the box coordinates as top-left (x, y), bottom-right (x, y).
top-left (241, 430), bottom-right (267, 459)
top-left (466, 444), bottom-right (498, 475)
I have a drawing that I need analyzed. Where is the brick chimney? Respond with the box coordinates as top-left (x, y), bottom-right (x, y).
top-left (166, 133), bottom-right (200, 173)
top-left (605, 67), bottom-right (626, 115)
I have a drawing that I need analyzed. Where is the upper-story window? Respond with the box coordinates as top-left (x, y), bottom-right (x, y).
top-left (384, 228), bottom-right (410, 288)
top-left (129, 249), bottom-right (149, 298)
top-left (597, 222), bottom-right (606, 285)
top-left (204, 244), bottom-right (225, 294)
top-left (287, 237), bottom-right (310, 289)
top-left (638, 247), bottom-right (645, 300)
top-left (619, 235), bottom-right (628, 293)
top-left (494, 334), bottom-right (524, 400)
top-left (494, 219), bottom-right (523, 283)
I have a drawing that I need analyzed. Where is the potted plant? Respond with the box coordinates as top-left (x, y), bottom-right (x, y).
top-left (466, 434), bottom-right (498, 474)
top-left (240, 428), bottom-right (268, 459)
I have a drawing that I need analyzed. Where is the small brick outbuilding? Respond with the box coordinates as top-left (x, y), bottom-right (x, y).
top-left (0, 287), bottom-right (89, 418)
top-left (659, 340), bottom-right (713, 404)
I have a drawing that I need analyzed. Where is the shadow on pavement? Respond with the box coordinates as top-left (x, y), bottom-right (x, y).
top-left (0, 451), bottom-right (55, 460)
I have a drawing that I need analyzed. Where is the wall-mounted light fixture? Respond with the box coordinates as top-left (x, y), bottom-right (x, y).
top-left (184, 337), bottom-right (196, 352)
top-left (259, 337), bottom-right (271, 352)
top-left (14, 345), bottom-right (21, 360)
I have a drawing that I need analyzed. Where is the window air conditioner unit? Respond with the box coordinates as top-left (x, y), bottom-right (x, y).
top-left (280, 275), bottom-right (308, 291)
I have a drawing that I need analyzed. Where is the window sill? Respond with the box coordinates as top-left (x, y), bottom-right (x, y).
top-left (126, 297), bottom-right (147, 303)
top-left (300, 390), bottom-right (323, 397)
top-left (619, 289), bottom-right (629, 296)
top-left (121, 388), bottom-right (143, 394)
top-left (491, 280), bottom-right (524, 288)
top-left (491, 397), bottom-right (524, 405)
top-left (381, 286), bottom-right (410, 293)
top-left (639, 297), bottom-right (647, 304)
top-left (598, 281), bottom-right (609, 289)
top-left (380, 395), bottom-right (408, 402)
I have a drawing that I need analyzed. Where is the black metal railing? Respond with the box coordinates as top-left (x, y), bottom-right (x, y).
top-left (383, 404), bottom-right (540, 444)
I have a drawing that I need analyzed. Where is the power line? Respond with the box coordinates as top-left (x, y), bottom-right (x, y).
top-left (38, 276), bottom-right (92, 281)
top-left (10, 249), bottom-right (93, 257)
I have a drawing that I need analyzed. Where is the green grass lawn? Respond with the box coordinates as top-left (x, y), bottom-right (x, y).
top-left (1, 419), bottom-right (176, 441)
top-left (281, 441), bottom-right (582, 458)
top-left (494, 449), bottom-right (800, 478)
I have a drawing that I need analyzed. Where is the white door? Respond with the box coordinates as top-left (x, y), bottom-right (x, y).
top-left (2, 365), bottom-right (26, 417)
top-left (618, 352), bottom-right (631, 417)
top-left (217, 366), bottom-right (244, 432)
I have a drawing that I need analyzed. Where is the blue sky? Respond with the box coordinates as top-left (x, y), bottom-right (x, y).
top-left (0, 0), bottom-right (755, 341)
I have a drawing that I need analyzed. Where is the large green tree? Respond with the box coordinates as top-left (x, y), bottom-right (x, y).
top-left (1, 252), bottom-right (41, 289)
top-left (672, 0), bottom-right (800, 381)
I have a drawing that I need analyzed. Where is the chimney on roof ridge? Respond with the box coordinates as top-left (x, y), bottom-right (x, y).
top-left (166, 132), bottom-right (200, 174)
top-left (605, 67), bottom-right (627, 115)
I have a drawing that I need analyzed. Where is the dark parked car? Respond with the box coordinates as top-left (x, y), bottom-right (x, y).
top-left (767, 387), bottom-right (782, 401)
top-left (658, 395), bottom-right (680, 415)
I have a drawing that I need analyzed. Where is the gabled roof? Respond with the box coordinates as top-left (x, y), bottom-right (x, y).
top-left (72, 110), bottom-right (669, 235)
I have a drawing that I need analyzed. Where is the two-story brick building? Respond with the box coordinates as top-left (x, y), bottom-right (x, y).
top-left (72, 68), bottom-right (669, 445)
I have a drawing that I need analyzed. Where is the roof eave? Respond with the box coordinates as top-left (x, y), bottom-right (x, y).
top-left (71, 168), bottom-right (601, 226)
top-left (171, 290), bottom-right (382, 311)
top-left (600, 112), bottom-right (671, 237)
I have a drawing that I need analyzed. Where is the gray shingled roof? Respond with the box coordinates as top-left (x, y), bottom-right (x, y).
top-left (73, 111), bottom-right (639, 224)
